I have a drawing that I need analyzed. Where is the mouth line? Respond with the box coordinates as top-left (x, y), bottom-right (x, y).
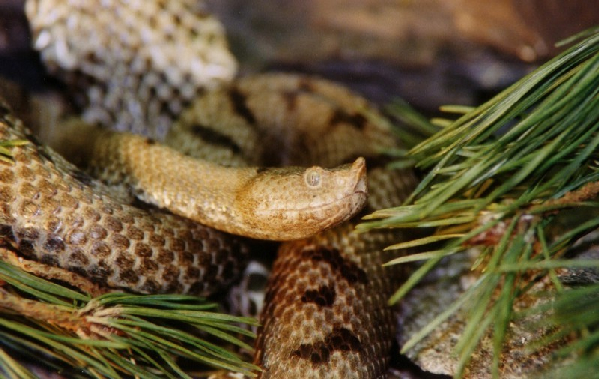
top-left (264, 188), bottom-right (367, 214)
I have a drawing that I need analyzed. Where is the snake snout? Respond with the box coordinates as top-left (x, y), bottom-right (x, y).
top-left (351, 157), bottom-right (368, 195)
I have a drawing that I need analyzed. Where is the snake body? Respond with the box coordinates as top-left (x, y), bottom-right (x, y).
top-left (0, 105), bottom-right (249, 295)
top-left (49, 120), bottom-right (368, 241)
top-left (2, 1), bottom-right (420, 378)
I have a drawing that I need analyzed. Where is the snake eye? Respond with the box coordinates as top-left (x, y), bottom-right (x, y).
top-left (305, 168), bottom-right (322, 188)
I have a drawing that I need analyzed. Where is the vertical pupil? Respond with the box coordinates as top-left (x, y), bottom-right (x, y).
top-left (307, 171), bottom-right (320, 187)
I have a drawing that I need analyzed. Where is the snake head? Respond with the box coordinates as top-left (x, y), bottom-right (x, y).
top-left (239, 157), bottom-right (368, 241)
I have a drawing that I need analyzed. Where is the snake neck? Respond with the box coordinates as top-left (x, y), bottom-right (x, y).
top-left (49, 120), bottom-right (368, 241)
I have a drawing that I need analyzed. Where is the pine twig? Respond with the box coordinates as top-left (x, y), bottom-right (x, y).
top-left (358, 26), bottom-right (599, 377)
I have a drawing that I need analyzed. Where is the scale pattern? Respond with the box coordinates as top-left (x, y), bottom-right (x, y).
top-left (26, 0), bottom-right (237, 138)
top-left (255, 172), bottom-right (415, 379)
top-left (160, 74), bottom-right (419, 378)
top-left (0, 104), bottom-right (249, 295)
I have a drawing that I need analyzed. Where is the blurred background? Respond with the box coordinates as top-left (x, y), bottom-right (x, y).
top-left (1, 0), bottom-right (598, 114)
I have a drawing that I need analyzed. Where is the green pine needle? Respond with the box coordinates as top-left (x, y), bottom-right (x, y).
top-left (0, 259), bottom-right (260, 378)
top-left (358, 26), bottom-right (599, 377)
top-left (382, 98), bottom-right (441, 150)
top-left (0, 140), bottom-right (28, 162)
top-left (522, 282), bottom-right (599, 379)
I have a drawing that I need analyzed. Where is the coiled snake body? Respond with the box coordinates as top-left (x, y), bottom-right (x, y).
top-left (0, 1), bottom-right (419, 378)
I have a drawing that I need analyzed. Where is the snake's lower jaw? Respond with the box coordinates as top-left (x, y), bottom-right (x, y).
top-left (353, 174), bottom-right (368, 204)
top-left (247, 192), bottom-right (368, 241)
top-left (351, 187), bottom-right (368, 216)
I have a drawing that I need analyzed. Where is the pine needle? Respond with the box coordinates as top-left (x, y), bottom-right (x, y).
top-left (0, 140), bottom-right (28, 162)
top-left (359, 26), bottom-right (599, 377)
top-left (0, 258), bottom-right (259, 378)
top-left (383, 98), bottom-right (440, 149)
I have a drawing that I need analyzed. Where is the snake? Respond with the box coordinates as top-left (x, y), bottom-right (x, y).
top-left (0, 1), bottom-right (419, 378)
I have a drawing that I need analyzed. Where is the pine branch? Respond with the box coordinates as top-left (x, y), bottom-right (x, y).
top-left (532, 283), bottom-right (599, 379)
top-left (382, 98), bottom-right (441, 151)
top-left (0, 255), bottom-right (260, 378)
top-left (358, 26), bottom-right (599, 377)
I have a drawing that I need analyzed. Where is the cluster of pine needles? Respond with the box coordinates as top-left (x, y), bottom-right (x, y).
top-left (359, 26), bottom-right (599, 378)
top-left (0, 256), bottom-right (259, 378)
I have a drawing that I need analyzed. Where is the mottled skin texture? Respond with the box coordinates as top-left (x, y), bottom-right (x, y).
top-left (157, 75), bottom-right (419, 378)
top-left (0, 103), bottom-right (249, 295)
top-left (21, 1), bottom-right (420, 378)
top-left (26, 0), bottom-right (237, 139)
top-left (49, 121), bottom-right (368, 241)
top-left (255, 183), bottom-right (414, 378)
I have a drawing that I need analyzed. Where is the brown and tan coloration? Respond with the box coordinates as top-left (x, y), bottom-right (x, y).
top-left (26, 0), bottom-right (238, 139)
top-left (255, 182), bottom-right (415, 378)
top-left (153, 74), bottom-right (418, 378)
top-left (49, 121), bottom-right (368, 241)
top-left (20, 1), bottom-right (420, 377)
top-left (0, 103), bottom-right (250, 295)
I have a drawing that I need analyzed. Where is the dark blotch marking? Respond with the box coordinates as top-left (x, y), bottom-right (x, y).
top-left (255, 167), bottom-right (270, 174)
top-left (84, 52), bottom-right (101, 65)
top-left (144, 137), bottom-right (156, 145)
top-left (16, 227), bottom-right (40, 241)
top-left (298, 78), bottom-right (315, 93)
top-left (291, 343), bottom-right (330, 364)
top-left (17, 240), bottom-right (35, 257)
top-left (229, 87), bottom-right (257, 125)
top-left (140, 280), bottom-right (158, 293)
top-left (282, 91), bottom-right (298, 111)
top-left (158, 100), bottom-right (177, 119)
top-left (70, 266), bottom-right (88, 278)
top-left (301, 285), bottom-right (336, 307)
top-left (327, 328), bottom-right (362, 352)
top-left (88, 263), bottom-right (113, 281)
top-left (190, 123), bottom-right (242, 155)
top-left (71, 168), bottom-right (94, 187)
top-left (134, 242), bottom-right (153, 258)
top-left (69, 250), bottom-right (89, 266)
top-left (44, 236), bottom-right (65, 252)
top-left (119, 269), bottom-right (139, 285)
top-left (25, 131), bottom-right (55, 163)
top-left (329, 109), bottom-right (368, 131)
top-left (291, 327), bottom-right (362, 364)
top-left (302, 245), bottom-right (367, 285)
top-left (40, 253), bottom-right (59, 267)
top-left (0, 224), bottom-right (13, 238)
